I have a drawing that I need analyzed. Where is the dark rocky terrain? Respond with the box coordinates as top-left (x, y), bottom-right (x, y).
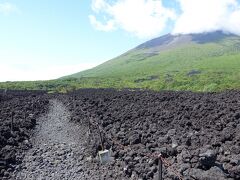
top-left (11, 99), bottom-right (89, 180)
top-left (0, 89), bottom-right (240, 179)
top-left (61, 89), bottom-right (240, 180)
top-left (0, 90), bottom-right (49, 179)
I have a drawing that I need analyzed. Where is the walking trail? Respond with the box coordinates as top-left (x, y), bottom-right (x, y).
top-left (12, 99), bottom-right (88, 180)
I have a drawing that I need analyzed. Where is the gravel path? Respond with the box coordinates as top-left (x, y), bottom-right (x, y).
top-left (12, 99), bottom-right (88, 180)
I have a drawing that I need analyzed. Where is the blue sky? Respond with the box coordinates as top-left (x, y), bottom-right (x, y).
top-left (0, 0), bottom-right (240, 81)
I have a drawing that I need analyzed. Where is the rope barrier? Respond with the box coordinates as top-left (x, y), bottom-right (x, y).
top-left (77, 104), bottom-right (184, 180)
top-left (160, 157), bottom-right (183, 180)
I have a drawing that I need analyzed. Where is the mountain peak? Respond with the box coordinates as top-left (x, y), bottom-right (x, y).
top-left (136, 31), bottom-right (238, 50)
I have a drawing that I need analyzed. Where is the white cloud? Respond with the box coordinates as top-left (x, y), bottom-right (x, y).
top-left (0, 63), bottom-right (98, 82)
top-left (90, 0), bottom-right (240, 37)
top-left (89, 15), bottom-right (115, 31)
top-left (89, 0), bottom-right (176, 38)
top-left (173, 0), bottom-right (240, 35)
top-left (0, 2), bottom-right (18, 15)
top-left (228, 8), bottom-right (240, 34)
top-left (91, 0), bottom-right (109, 12)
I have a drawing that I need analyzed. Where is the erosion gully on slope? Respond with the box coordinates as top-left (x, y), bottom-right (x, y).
top-left (11, 99), bottom-right (88, 180)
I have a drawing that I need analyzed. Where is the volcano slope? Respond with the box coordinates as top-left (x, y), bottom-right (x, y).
top-left (61, 89), bottom-right (240, 180)
top-left (64, 31), bottom-right (240, 91)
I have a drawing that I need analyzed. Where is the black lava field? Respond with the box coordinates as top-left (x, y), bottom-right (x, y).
top-left (0, 90), bottom-right (49, 179)
top-left (1, 89), bottom-right (240, 180)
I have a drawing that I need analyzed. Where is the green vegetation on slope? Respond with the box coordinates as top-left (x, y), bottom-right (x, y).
top-left (0, 33), bottom-right (240, 92)
top-left (62, 36), bottom-right (240, 92)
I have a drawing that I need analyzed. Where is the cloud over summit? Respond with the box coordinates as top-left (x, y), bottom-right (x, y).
top-left (89, 0), bottom-right (176, 38)
top-left (89, 0), bottom-right (240, 38)
top-left (173, 0), bottom-right (240, 35)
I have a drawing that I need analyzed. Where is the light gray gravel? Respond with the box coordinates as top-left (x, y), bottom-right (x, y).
top-left (12, 99), bottom-right (88, 180)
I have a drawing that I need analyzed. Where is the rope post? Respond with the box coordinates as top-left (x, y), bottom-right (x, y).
top-left (11, 112), bottom-right (14, 132)
top-left (88, 118), bottom-right (91, 135)
top-left (97, 123), bottom-right (104, 150)
top-left (158, 154), bottom-right (163, 180)
top-left (24, 108), bottom-right (27, 121)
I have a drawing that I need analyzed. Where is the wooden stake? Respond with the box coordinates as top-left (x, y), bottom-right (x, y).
top-left (24, 109), bottom-right (27, 120)
top-left (158, 156), bottom-right (163, 180)
top-left (88, 118), bottom-right (91, 134)
top-left (11, 112), bottom-right (14, 132)
top-left (97, 123), bottom-right (104, 150)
